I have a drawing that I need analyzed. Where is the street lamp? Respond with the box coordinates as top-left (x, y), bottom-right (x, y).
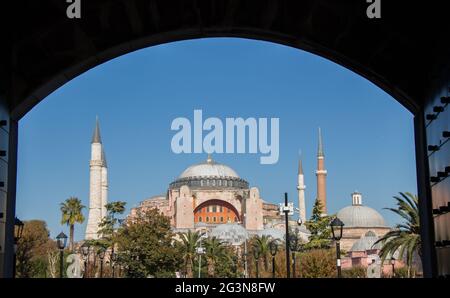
top-left (56, 232), bottom-right (68, 278)
top-left (98, 247), bottom-right (106, 278)
top-left (269, 241), bottom-right (278, 278)
top-left (253, 245), bottom-right (261, 278)
top-left (13, 217), bottom-right (24, 278)
top-left (330, 217), bottom-right (344, 278)
top-left (390, 256), bottom-right (396, 278)
top-left (81, 242), bottom-right (90, 278)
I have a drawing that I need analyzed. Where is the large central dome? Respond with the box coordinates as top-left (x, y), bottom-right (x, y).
top-left (178, 155), bottom-right (239, 179)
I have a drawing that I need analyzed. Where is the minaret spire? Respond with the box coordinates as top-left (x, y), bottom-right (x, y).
top-left (298, 150), bottom-right (304, 175)
top-left (92, 116), bottom-right (102, 144)
top-left (297, 150), bottom-right (306, 224)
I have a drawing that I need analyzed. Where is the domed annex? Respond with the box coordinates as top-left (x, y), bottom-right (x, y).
top-left (337, 192), bottom-right (391, 251)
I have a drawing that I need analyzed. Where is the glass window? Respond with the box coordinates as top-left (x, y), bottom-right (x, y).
top-left (213, 217), bottom-right (217, 222)
top-left (212, 206), bottom-right (217, 212)
top-left (206, 217), bottom-right (209, 222)
top-left (220, 217), bottom-right (224, 222)
top-left (198, 217), bottom-right (202, 222)
top-left (219, 206), bottom-right (223, 212)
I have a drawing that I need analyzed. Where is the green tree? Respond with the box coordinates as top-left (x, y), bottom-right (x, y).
top-left (60, 197), bottom-right (85, 251)
top-left (204, 237), bottom-right (227, 277)
top-left (16, 220), bottom-right (56, 278)
top-left (115, 208), bottom-right (180, 278)
top-left (250, 235), bottom-right (273, 272)
top-left (98, 201), bottom-right (126, 246)
top-left (305, 199), bottom-right (333, 249)
top-left (178, 230), bottom-right (202, 278)
top-left (375, 192), bottom-right (421, 277)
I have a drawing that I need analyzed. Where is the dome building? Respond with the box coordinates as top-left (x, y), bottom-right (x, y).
top-left (128, 155), bottom-right (286, 232)
top-left (336, 192), bottom-right (391, 251)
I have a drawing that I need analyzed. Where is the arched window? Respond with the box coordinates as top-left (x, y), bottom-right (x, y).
top-left (206, 217), bottom-right (210, 222)
top-left (213, 217), bottom-right (217, 222)
top-left (198, 216), bottom-right (202, 222)
top-left (220, 217), bottom-right (224, 222)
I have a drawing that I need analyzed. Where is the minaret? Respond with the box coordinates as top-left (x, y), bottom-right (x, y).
top-left (297, 152), bottom-right (307, 224)
top-left (101, 148), bottom-right (108, 220)
top-left (316, 127), bottom-right (327, 215)
top-left (85, 117), bottom-right (108, 240)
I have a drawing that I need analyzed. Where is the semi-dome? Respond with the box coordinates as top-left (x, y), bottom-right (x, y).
top-left (336, 205), bottom-right (387, 228)
top-left (178, 155), bottom-right (239, 179)
top-left (210, 222), bottom-right (249, 245)
top-left (350, 230), bottom-right (382, 252)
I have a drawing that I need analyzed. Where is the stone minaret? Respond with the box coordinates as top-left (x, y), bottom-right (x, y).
top-left (297, 152), bottom-right (307, 224)
top-left (85, 117), bottom-right (108, 240)
top-left (316, 127), bottom-right (327, 215)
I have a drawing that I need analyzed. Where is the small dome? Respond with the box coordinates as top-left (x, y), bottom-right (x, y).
top-left (210, 223), bottom-right (249, 245)
top-left (336, 205), bottom-right (387, 228)
top-left (350, 230), bottom-right (382, 252)
top-left (178, 156), bottom-right (239, 179)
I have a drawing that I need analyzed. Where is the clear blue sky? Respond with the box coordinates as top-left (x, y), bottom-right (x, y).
top-left (16, 38), bottom-right (417, 241)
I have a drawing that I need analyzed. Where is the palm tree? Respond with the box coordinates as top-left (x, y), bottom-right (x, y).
top-left (251, 235), bottom-right (272, 272)
top-left (60, 197), bottom-right (85, 251)
top-left (178, 230), bottom-right (202, 278)
top-left (374, 192), bottom-right (420, 277)
top-left (204, 237), bottom-right (227, 277)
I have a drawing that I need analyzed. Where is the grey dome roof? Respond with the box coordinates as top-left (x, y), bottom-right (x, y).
top-left (350, 230), bottom-right (382, 252)
top-left (210, 223), bottom-right (248, 245)
top-left (179, 156), bottom-right (239, 179)
top-left (336, 205), bottom-right (387, 228)
top-left (257, 228), bottom-right (285, 240)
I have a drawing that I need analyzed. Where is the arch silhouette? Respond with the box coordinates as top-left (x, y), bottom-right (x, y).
top-left (2, 0), bottom-right (448, 277)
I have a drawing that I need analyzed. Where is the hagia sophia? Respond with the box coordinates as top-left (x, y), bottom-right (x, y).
top-left (85, 119), bottom-right (394, 267)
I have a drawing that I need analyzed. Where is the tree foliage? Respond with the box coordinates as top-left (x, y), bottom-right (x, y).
top-left (375, 192), bottom-right (421, 277)
top-left (304, 199), bottom-right (333, 249)
top-left (114, 208), bottom-right (181, 278)
top-left (16, 220), bottom-right (56, 278)
top-left (60, 197), bottom-right (85, 251)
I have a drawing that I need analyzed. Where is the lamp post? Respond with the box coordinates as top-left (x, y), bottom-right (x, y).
top-left (390, 256), bottom-right (396, 278)
top-left (330, 217), bottom-right (344, 278)
top-left (81, 242), bottom-right (90, 278)
top-left (253, 245), bottom-right (261, 278)
top-left (197, 232), bottom-right (208, 278)
top-left (56, 232), bottom-right (68, 278)
top-left (98, 247), bottom-right (106, 278)
top-left (13, 217), bottom-right (24, 278)
top-left (289, 234), bottom-right (299, 278)
top-left (281, 192), bottom-right (292, 278)
top-left (269, 241), bottom-right (278, 278)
